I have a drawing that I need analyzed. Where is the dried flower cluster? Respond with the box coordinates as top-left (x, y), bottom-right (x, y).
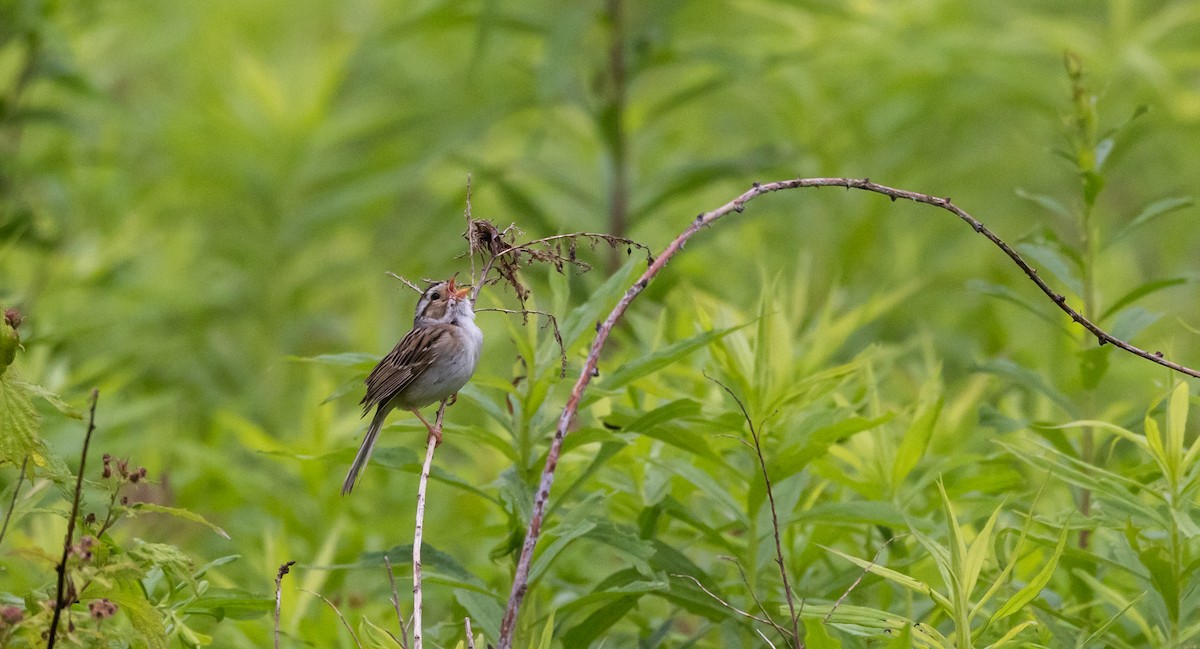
top-left (101, 454), bottom-right (147, 484)
top-left (464, 217), bottom-right (651, 312)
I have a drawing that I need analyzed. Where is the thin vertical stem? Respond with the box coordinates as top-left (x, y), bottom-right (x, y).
top-left (0, 455), bottom-right (29, 549)
top-left (47, 389), bottom-right (99, 649)
top-left (412, 400), bottom-right (448, 649)
top-left (604, 0), bottom-right (629, 270)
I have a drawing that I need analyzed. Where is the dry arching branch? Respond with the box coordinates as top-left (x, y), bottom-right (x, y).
top-left (494, 176), bottom-right (1200, 648)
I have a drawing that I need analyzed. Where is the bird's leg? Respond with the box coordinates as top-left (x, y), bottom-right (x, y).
top-left (410, 408), bottom-right (442, 446)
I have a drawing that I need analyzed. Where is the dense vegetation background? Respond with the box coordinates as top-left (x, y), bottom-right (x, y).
top-left (4, 1), bottom-right (1200, 647)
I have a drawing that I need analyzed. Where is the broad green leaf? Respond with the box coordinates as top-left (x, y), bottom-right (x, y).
top-left (1099, 277), bottom-right (1195, 322)
top-left (794, 501), bottom-right (908, 528)
top-left (287, 352), bottom-right (378, 367)
top-left (770, 414), bottom-right (894, 484)
top-left (968, 280), bottom-right (1067, 331)
top-left (531, 608), bottom-right (555, 649)
top-left (1001, 442), bottom-right (1167, 526)
top-left (130, 503), bottom-right (231, 539)
top-left (893, 374), bottom-right (943, 486)
top-left (89, 582), bottom-right (169, 649)
top-left (804, 617), bottom-right (844, 648)
top-left (185, 589), bottom-right (274, 620)
top-left (797, 601), bottom-right (947, 647)
top-left (1109, 306), bottom-right (1161, 341)
top-left (981, 620), bottom-right (1036, 649)
top-left (1014, 188), bottom-right (1072, 221)
top-left (936, 480), bottom-right (968, 592)
top-left (367, 543), bottom-right (487, 588)
top-left (561, 596), bottom-right (639, 647)
top-left (990, 522), bottom-right (1067, 621)
top-left (1165, 381), bottom-right (1189, 487)
top-left (1016, 242), bottom-right (1082, 297)
top-left (597, 324), bottom-right (745, 391)
top-left (975, 359), bottom-right (1075, 416)
top-left (822, 545), bottom-right (952, 611)
top-left (0, 371), bottom-right (67, 477)
top-left (1143, 417), bottom-right (1168, 482)
top-left (11, 379), bottom-right (82, 419)
top-left (1108, 196), bottom-right (1194, 248)
top-left (1072, 570), bottom-right (1153, 644)
top-left (886, 624), bottom-right (914, 648)
top-left (454, 589), bottom-right (503, 643)
top-left (1041, 419), bottom-right (1146, 453)
top-left (559, 257), bottom-right (642, 351)
top-left (962, 502), bottom-right (1003, 605)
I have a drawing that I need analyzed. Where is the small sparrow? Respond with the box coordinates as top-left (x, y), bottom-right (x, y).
top-left (342, 276), bottom-right (483, 494)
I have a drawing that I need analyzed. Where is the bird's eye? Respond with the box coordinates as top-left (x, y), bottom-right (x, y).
top-left (429, 292), bottom-right (441, 301)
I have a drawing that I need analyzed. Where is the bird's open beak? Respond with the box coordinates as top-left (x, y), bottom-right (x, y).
top-left (447, 274), bottom-right (471, 299)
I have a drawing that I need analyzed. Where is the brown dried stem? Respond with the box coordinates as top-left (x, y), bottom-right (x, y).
top-left (494, 176), bottom-right (1200, 648)
top-left (720, 555), bottom-right (792, 645)
top-left (671, 573), bottom-right (782, 647)
top-left (475, 307), bottom-right (567, 378)
top-left (47, 389), bottom-right (99, 649)
top-left (465, 617), bottom-right (476, 649)
top-left (707, 374), bottom-right (801, 647)
top-left (384, 555), bottom-right (410, 649)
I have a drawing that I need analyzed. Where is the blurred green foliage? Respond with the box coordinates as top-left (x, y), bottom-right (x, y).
top-left (3, 0), bottom-right (1200, 647)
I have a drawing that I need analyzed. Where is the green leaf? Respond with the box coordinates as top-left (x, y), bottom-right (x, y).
top-left (1016, 242), bottom-right (1083, 297)
top-left (368, 543), bottom-right (487, 589)
top-left (822, 545), bottom-right (952, 611)
top-left (129, 503), bottom-right (231, 539)
top-left (561, 596), bottom-right (639, 647)
top-left (804, 617), bottom-right (844, 649)
top-left (968, 280), bottom-right (1068, 331)
top-left (559, 257), bottom-right (642, 351)
top-left (454, 589), bottom-right (503, 643)
top-left (981, 620), bottom-right (1036, 649)
top-left (286, 352), bottom-right (378, 367)
top-left (597, 324), bottom-right (745, 391)
top-left (1108, 196), bottom-right (1194, 248)
top-left (1108, 306), bottom-right (1161, 341)
top-left (1014, 188), bottom-right (1072, 221)
top-left (990, 522), bottom-right (1067, 620)
top-left (975, 359), bottom-right (1075, 416)
top-left (185, 589), bottom-right (274, 620)
top-left (962, 502), bottom-right (1003, 604)
top-left (885, 623), bottom-right (914, 648)
top-left (90, 582), bottom-right (169, 649)
top-left (1164, 381), bottom-right (1189, 487)
top-left (892, 374), bottom-right (943, 485)
top-left (532, 608), bottom-right (555, 649)
top-left (0, 370), bottom-right (67, 477)
top-left (1099, 277), bottom-right (1196, 322)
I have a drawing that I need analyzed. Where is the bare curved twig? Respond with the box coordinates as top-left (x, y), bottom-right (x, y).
top-left (494, 176), bottom-right (1200, 649)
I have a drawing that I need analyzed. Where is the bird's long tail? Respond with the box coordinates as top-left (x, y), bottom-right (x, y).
top-left (342, 407), bottom-right (388, 495)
